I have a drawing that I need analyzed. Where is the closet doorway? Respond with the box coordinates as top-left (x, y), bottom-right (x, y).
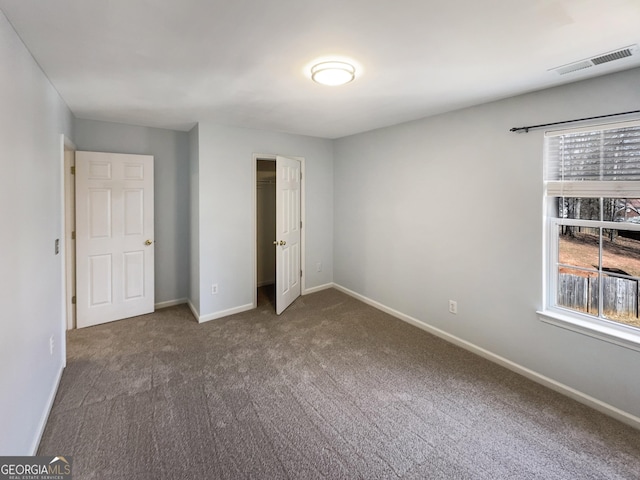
top-left (256, 159), bottom-right (277, 308)
top-left (254, 155), bottom-right (305, 314)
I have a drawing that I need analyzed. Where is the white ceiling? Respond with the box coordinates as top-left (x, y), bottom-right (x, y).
top-left (2, 0), bottom-right (640, 139)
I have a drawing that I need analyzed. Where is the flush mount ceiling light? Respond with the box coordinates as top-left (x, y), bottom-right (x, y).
top-left (311, 61), bottom-right (356, 86)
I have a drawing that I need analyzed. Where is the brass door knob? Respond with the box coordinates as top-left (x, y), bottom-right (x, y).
top-left (274, 240), bottom-right (286, 246)
top-left (145, 239), bottom-right (153, 246)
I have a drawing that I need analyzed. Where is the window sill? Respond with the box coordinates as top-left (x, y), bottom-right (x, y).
top-left (537, 309), bottom-right (640, 353)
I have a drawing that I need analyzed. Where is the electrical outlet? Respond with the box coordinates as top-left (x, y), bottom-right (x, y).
top-left (448, 300), bottom-right (458, 315)
top-left (211, 284), bottom-right (218, 295)
top-left (49, 335), bottom-right (54, 355)
top-left (316, 262), bottom-right (322, 272)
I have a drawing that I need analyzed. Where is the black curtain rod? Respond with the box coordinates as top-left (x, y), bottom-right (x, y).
top-left (509, 109), bottom-right (640, 133)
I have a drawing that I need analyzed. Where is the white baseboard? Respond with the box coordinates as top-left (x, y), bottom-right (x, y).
top-left (333, 283), bottom-right (640, 430)
top-left (303, 282), bottom-right (334, 295)
top-left (155, 298), bottom-right (187, 309)
top-left (31, 363), bottom-right (64, 455)
top-left (197, 303), bottom-right (254, 323)
top-left (187, 299), bottom-right (199, 321)
top-left (192, 283), bottom-right (332, 323)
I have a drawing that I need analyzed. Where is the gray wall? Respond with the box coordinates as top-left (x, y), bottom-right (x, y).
top-left (0, 11), bottom-right (74, 454)
top-left (193, 123), bottom-right (334, 318)
top-left (74, 119), bottom-right (190, 305)
top-left (333, 67), bottom-right (640, 419)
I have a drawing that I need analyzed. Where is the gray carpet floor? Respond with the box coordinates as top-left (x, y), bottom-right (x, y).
top-left (39, 287), bottom-right (640, 479)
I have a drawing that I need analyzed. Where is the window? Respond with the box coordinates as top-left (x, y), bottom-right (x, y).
top-left (541, 120), bottom-right (640, 350)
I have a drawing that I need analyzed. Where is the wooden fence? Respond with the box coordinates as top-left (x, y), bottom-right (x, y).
top-left (558, 273), bottom-right (639, 318)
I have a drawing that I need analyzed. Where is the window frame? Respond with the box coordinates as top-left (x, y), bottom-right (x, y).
top-left (539, 119), bottom-right (640, 352)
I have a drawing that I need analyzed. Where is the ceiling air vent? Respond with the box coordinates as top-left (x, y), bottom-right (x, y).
top-left (591, 48), bottom-right (633, 65)
top-left (550, 45), bottom-right (638, 75)
top-left (555, 60), bottom-right (593, 75)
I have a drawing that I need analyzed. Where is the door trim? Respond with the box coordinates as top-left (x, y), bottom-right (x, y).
top-left (252, 153), bottom-right (306, 309)
top-left (60, 135), bottom-right (76, 364)
top-left (63, 138), bottom-right (76, 331)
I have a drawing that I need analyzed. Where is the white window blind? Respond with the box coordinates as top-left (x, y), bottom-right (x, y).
top-left (545, 120), bottom-right (640, 197)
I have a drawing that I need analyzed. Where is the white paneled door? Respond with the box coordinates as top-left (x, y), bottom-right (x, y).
top-left (76, 151), bottom-right (154, 328)
top-left (275, 155), bottom-right (301, 315)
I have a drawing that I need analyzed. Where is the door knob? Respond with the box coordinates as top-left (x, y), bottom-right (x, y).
top-left (145, 239), bottom-right (153, 246)
top-left (274, 240), bottom-right (286, 246)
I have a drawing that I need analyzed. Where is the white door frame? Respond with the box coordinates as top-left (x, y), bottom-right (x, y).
top-left (60, 135), bottom-right (76, 365)
top-left (62, 138), bottom-right (76, 331)
top-left (252, 153), bottom-right (305, 309)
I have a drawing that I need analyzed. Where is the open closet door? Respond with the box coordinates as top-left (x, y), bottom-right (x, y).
top-left (275, 155), bottom-right (301, 315)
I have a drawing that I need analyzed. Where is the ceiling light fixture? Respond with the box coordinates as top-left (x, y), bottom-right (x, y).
top-left (311, 61), bottom-right (356, 86)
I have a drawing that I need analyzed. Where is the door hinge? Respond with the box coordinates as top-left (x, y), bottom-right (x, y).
top-left (300, 220), bottom-right (302, 229)
top-left (300, 270), bottom-right (303, 278)
top-left (71, 296), bottom-right (76, 305)
top-left (71, 231), bottom-right (76, 240)
top-left (70, 166), bottom-right (75, 175)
